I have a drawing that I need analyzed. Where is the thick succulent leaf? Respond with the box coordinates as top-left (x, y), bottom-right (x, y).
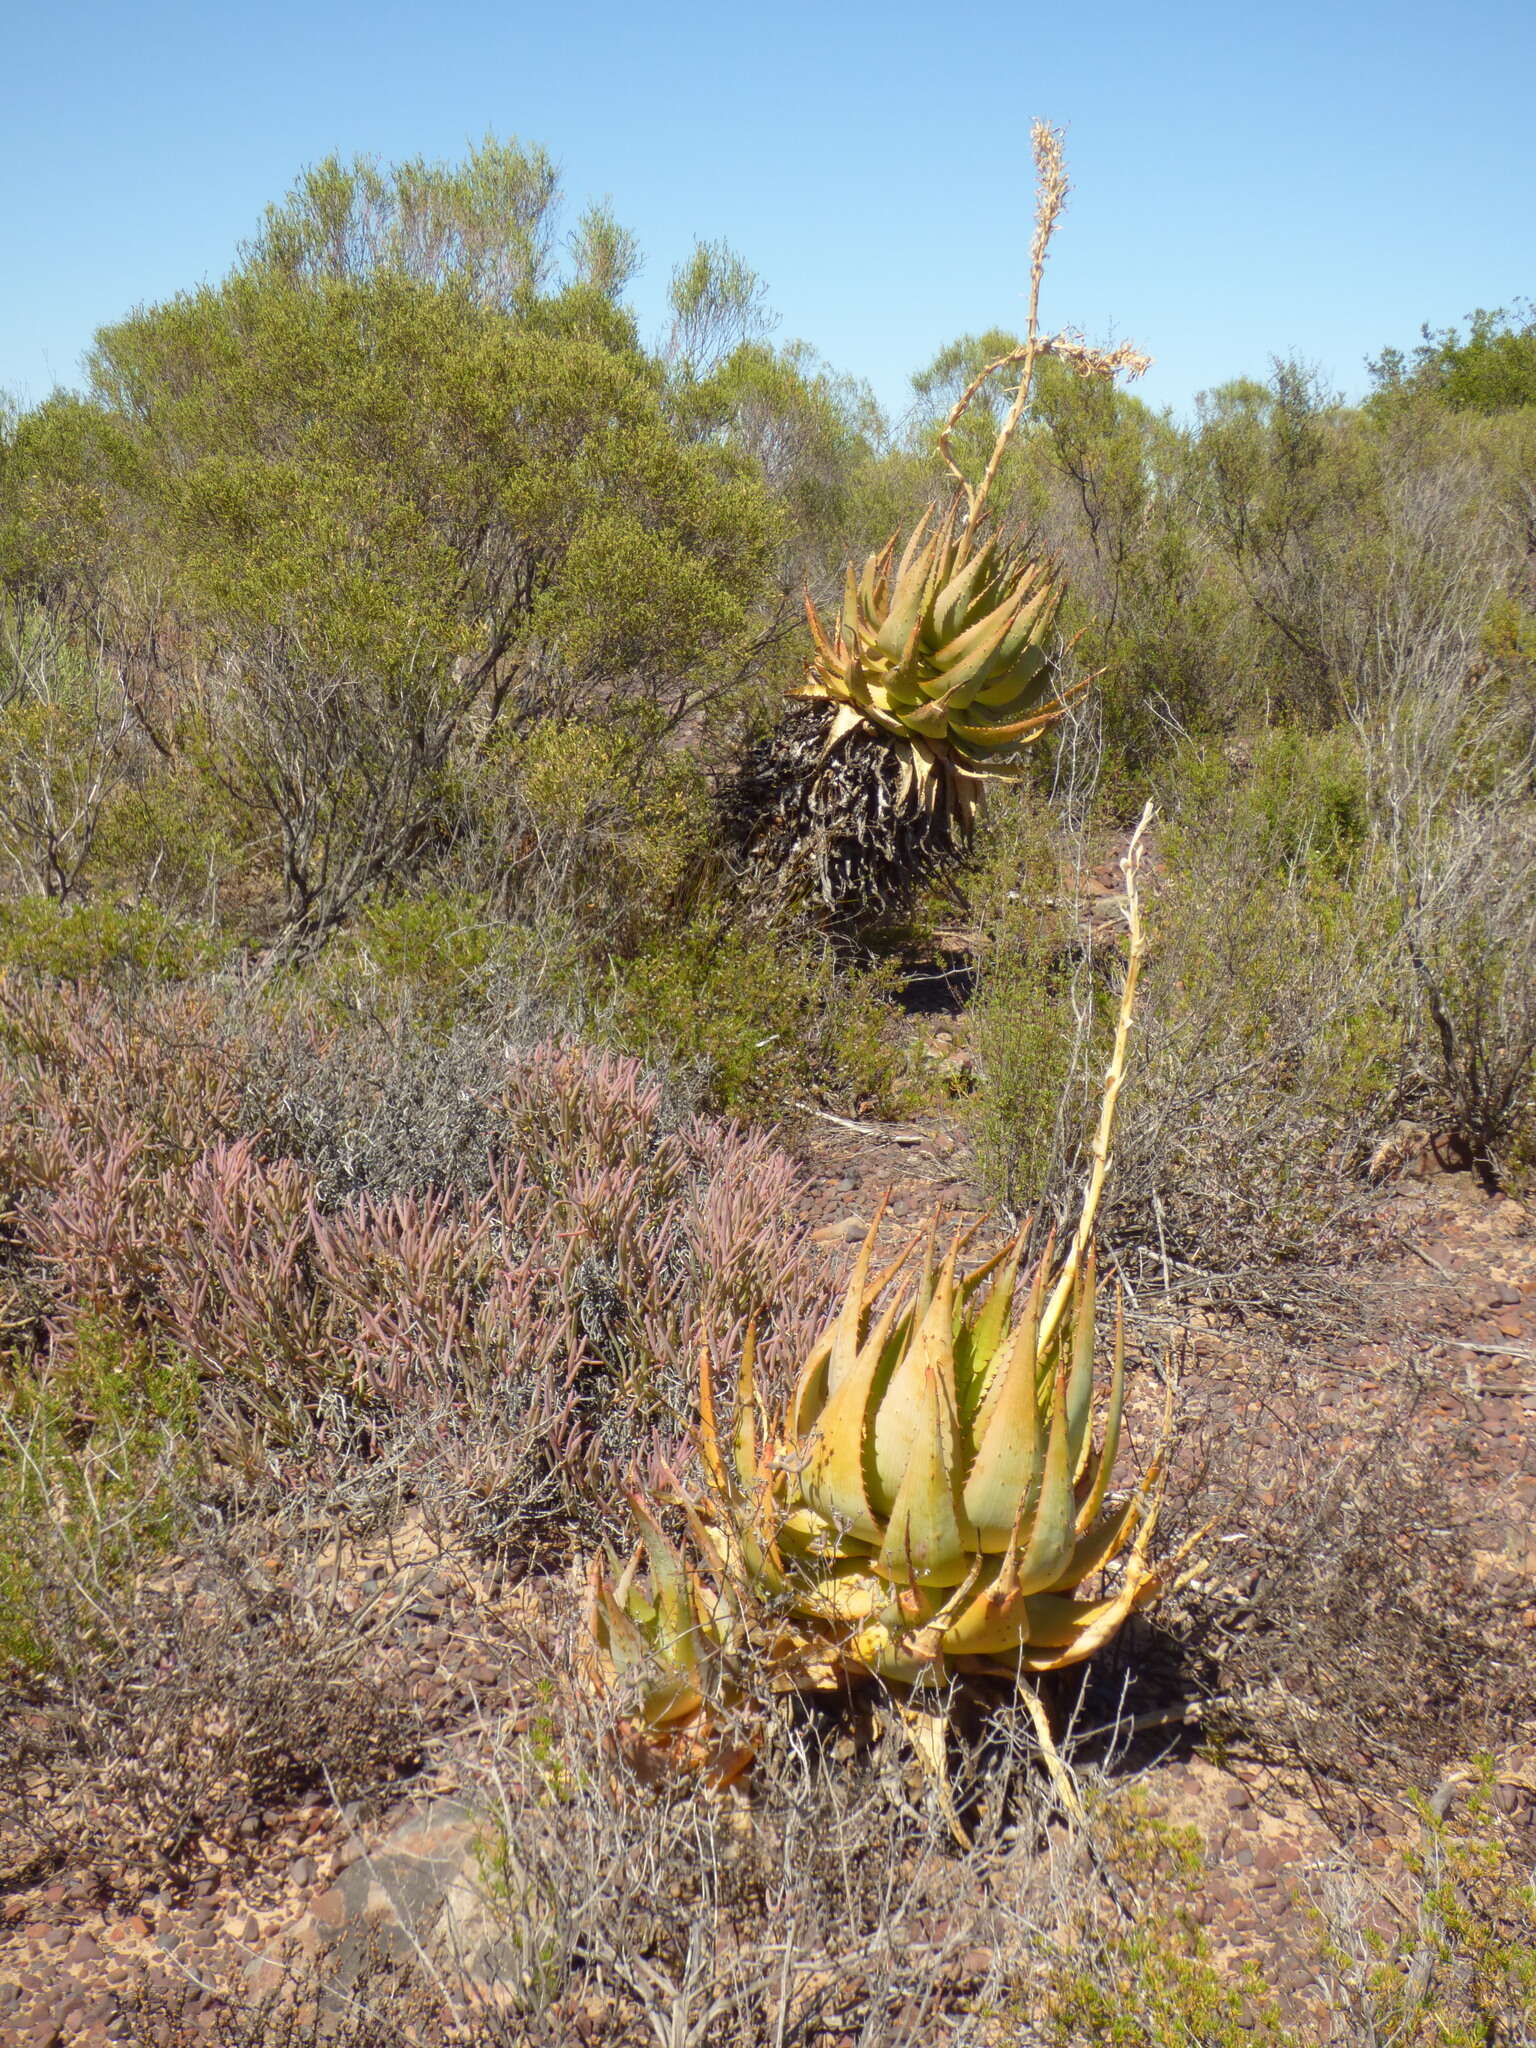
top-left (903, 695), bottom-right (956, 738)
top-left (1045, 1490), bottom-right (1145, 1593)
top-left (954, 1232), bottom-right (1025, 1420)
top-left (961, 1302), bottom-right (1045, 1551)
top-left (1065, 1250), bottom-right (1098, 1480)
top-left (869, 1251), bottom-right (956, 1513)
top-left (918, 502), bottom-right (963, 633)
top-left (790, 1340), bottom-right (831, 1442)
top-left (631, 1498), bottom-right (704, 1679)
top-left (734, 1322), bottom-right (760, 1490)
top-left (907, 738), bottom-right (944, 806)
top-left (1011, 1561), bottom-right (1166, 1671)
top-left (971, 1234), bottom-right (1049, 1440)
top-left (1012, 1370), bottom-right (1078, 1595)
top-left (676, 1495), bottom-right (732, 1586)
top-left (877, 533), bottom-right (941, 660)
top-left (800, 1276), bottom-right (899, 1546)
top-left (860, 703), bottom-right (919, 743)
top-left (874, 1361), bottom-right (975, 1588)
top-left (949, 702), bottom-right (1070, 748)
top-left (611, 1539), bottom-right (644, 1615)
top-left (1076, 1294), bottom-right (1126, 1533)
top-left (589, 1561), bottom-right (651, 1677)
top-left (914, 1553), bottom-right (1028, 1659)
top-left (818, 701), bottom-right (871, 751)
top-left (908, 1214), bottom-right (940, 1329)
top-left (987, 577), bottom-right (1060, 675)
top-left (862, 672), bottom-right (928, 716)
top-left (945, 1215), bottom-right (990, 1284)
top-left (707, 1513), bottom-right (791, 1599)
top-left (827, 1206), bottom-right (884, 1396)
top-left (947, 751), bottom-right (1036, 786)
top-left (791, 1230), bottom-right (917, 1440)
top-left (637, 1675), bottom-right (709, 1731)
top-left (856, 540), bottom-right (893, 616)
top-left (970, 642), bottom-right (1052, 707)
top-left (927, 596), bottom-right (1026, 699)
top-left (804, 592), bottom-right (838, 664)
top-left (893, 508), bottom-right (940, 591)
top-left (931, 542), bottom-right (997, 644)
top-left (799, 1281), bottom-right (910, 1533)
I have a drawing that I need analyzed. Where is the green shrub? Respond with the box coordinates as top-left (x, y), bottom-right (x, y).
top-left (91, 745), bottom-right (273, 917)
top-left (615, 918), bottom-right (906, 1117)
top-left (0, 896), bottom-right (229, 981)
top-left (967, 789), bottom-right (1113, 1214)
top-left (0, 1317), bottom-right (196, 1670)
top-left (303, 887), bottom-right (518, 1026)
top-left (1042, 1797), bottom-right (1299, 2048)
top-left (1315, 1773), bottom-right (1536, 2045)
top-left (1406, 864), bottom-right (1536, 1187)
top-left (969, 745), bottom-right (1403, 1264)
top-left (1164, 726), bottom-right (1371, 881)
top-left (452, 714), bottom-right (718, 958)
top-left (1109, 738), bottom-right (1402, 1258)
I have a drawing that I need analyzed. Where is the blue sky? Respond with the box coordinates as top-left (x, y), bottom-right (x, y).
top-left (3, 0), bottom-right (1532, 426)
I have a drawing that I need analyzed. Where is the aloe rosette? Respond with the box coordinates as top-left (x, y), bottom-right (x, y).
top-left (797, 498), bottom-right (1077, 834)
top-left (588, 818), bottom-right (1193, 1767)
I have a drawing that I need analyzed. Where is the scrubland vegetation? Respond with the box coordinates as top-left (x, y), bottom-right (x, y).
top-left (1, 135), bottom-right (1533, 2042)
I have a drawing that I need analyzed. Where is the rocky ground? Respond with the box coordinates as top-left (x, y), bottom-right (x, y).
top-left (2, 1074), bottom-right (1533, 2044)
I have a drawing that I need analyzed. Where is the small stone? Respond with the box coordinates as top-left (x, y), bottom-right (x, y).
top-left (287, 1916), bottom-right (334, 1964)
top-left (288, 1857), bottom-right (317, 1887)
top-left (310, 1888), bottom-right (348, 1932)
top-left (812, 1216), bottom-right (867, 1246)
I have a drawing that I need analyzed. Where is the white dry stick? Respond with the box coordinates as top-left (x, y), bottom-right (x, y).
top-left (1039, 800), bottom-right (1153, 1357)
